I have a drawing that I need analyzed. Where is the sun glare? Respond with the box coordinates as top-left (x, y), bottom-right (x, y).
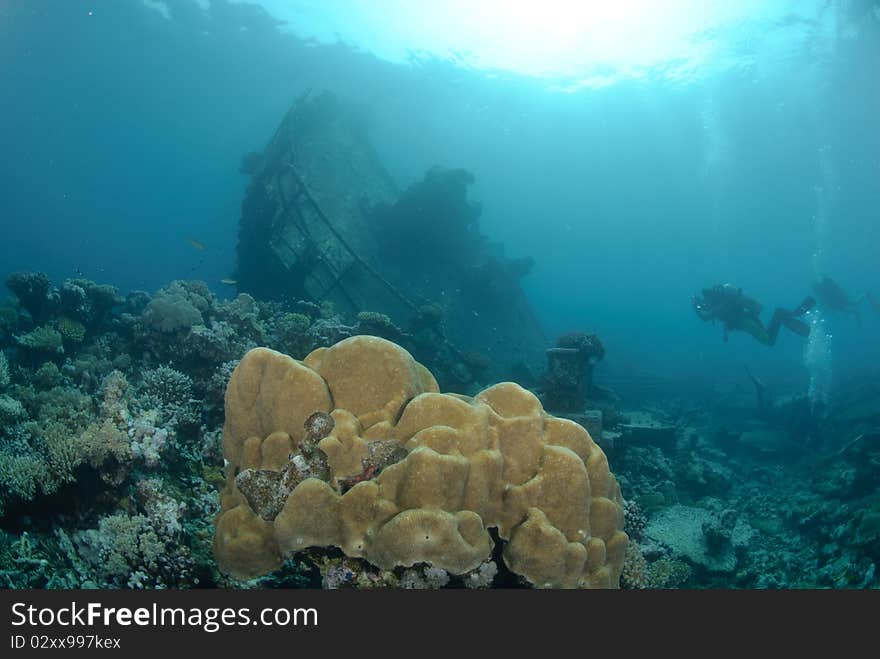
top-left (232, 0), bottom-right (827, 87)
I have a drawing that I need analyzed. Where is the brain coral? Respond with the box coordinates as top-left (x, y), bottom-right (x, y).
top-left (213, 336), bottom-right (628, 588)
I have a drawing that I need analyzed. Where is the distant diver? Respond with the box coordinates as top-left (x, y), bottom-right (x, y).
top-left (812, 275), bottom-right (877, 324)
top-left (692, 283), bottom-right (815, 345)
top-left (744, 364), bottom-right (825, 444)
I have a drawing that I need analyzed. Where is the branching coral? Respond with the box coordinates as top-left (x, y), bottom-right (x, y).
top-left (0, 452), bottom-right (46, 514)
top-left (0, 394), bottom-right (26, 426)
top-left (273, 312), bottom-right (313, 358)
top-left (623, 499), bottom-right (647, 542)
top-left (128, 412), bottom-right (169, 468)
top-left (65, 278), bottom-right (121, 324)
top-left (219, 293), bottom-right (264, 339)
top-left (0, 351), bottom-right (10, 389)
top-left (33, 362), bottom-right (63, 390)
top-left (140, 365), bottom-right (201, 431)
top-left (79, 419), bottom-right (131, 469)
top-left (15, 326), bottom-right (64, 355)
top-left (620, 541), bottom-right (650, 589)
top-left (142, 295), bottom-right (203, 334)
top-left (186, 321), bottom-right (248, 363)
top-left (140, 280), bottom-right (214, 336)
top-left (5, 271), bottom-right (54, 321)
top-left (141, 365), bottom-right (194, 409)
top-left (73, 513), bottom-right (191, 589)
top-left (355, 311), bottom-right (406, 343)
top-left (0, 370), bottom-right (136, 512)
top-left (16, 385), bottom-right (93, 429)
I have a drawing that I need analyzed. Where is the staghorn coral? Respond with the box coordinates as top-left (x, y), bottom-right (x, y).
top-left (213, 335), bottom-right (628, 588)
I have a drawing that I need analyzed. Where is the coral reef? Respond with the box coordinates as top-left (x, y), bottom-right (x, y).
top-left (5, 272), bottom-right (54, 322)
top-left (213, 336), bottom-right (628, 588)
top-left (16, 326), bottom-right (64, 356)
top-left (2, 269), bottom-right (879, 591)
top-left (141, 280), bottom-right (211, 334)
top-left (0, 351), bottom-right (9, 388)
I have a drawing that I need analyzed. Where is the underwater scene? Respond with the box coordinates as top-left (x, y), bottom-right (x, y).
top-left (1, 1), bottom-right (878, 590)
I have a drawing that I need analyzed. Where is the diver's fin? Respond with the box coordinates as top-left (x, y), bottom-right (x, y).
top-left (792, 296), bottom-right (816, 317)
top-left (781, 315), bottom-right (811, 337)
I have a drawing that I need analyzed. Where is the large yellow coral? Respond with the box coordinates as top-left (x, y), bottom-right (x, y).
top-left (213, 336), bottom-right (628, 588)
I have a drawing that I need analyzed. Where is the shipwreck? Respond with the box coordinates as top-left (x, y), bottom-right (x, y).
top-left (235, 91), bottom-right (547, 383)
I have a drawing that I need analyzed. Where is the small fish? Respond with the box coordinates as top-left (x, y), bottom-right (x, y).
top-left (220, 278), bottom-right (238, 286)
top-left (188, 238), bottom-right (205, 251)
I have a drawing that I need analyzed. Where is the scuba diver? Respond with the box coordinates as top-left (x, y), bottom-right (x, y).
top-left (812, 275), bottom-right (880, 324)
top-left (692, 283), bottom-right (815, 345)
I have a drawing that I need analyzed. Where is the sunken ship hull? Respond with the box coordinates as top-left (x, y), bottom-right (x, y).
top-left (236, 91), bottom-right (547, 383)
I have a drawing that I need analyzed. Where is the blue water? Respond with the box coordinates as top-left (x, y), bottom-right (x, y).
top-left (2, 0), bottom-right (879, 401)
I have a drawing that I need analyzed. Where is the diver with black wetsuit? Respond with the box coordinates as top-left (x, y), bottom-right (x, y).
top-left (692, 283), bottom-right (815, 345)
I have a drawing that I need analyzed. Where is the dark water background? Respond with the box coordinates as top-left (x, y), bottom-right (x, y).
top-left (2, 0), bottom-right (878, 404)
